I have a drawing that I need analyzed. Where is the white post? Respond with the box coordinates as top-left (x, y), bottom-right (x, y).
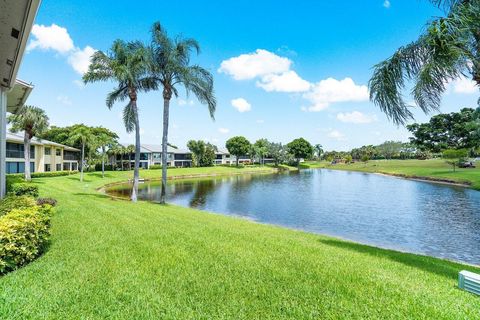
top-left (0, 89), bottom-right (7, 198)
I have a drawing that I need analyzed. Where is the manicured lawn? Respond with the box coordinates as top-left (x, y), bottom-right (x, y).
top-left (0, 166), bottom-right (479, 319)
top-left (303, 159), bottom-right (480, 190)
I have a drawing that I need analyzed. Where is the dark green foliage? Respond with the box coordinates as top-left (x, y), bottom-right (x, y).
top-left (407, 108), bottom-right (479, 152)
top-left (0, 204), bottom-right (54, 274)
top-left (36, 198), bottom-right (57, 207)
top-left (0, 196), bottom-right (37, 216)
top-left (187, 140), bottom-right (216, 167)
top-left (287, 138), bottom-right (314, 163)
top-left (8, 171), bottom-right (79, 179)
top-left (226, 136), bottom-right (251, 166)
top-left (443, 148), bottom-right (469, 171)
top-left (9, 183), bottom-right (39, 198)
top-left (95, 164), bottom-right (114, 171)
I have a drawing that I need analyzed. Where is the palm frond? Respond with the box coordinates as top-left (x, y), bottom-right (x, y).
top-left (122, 102), bottom-right (136, 133)
top-left (106, 86), bottom-right (128, 109)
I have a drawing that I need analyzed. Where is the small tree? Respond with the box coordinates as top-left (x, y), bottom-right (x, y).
top-left (187, 140), bottom-right (216, 167)
top-left (253, 139), bottom-right (269, 165)
top-left (443, 149), bottom-right (468, 172)
top-left (345, 155), bottom-right (353, 164)
top-left (267, 142), bottom-right (288, 166)
top-left (226, 136), bottom-right (251, 166)
top-left (314, 144), bottom-right (324, 160)
top-left (287, 138), bottom-right (314, 165)
top-left (361, 154), bottom-right (370, 165)
top-left (68, 125), bottom-right (95, 182)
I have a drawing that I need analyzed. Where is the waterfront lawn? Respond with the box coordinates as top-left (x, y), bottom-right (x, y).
top-left (303, 159), bottom-right (480, 189)
top-left (0, 168), bottom-right (479, 319)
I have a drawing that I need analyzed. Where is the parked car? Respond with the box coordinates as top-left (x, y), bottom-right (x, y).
top-left (459, 161), bottom-right (476, 168)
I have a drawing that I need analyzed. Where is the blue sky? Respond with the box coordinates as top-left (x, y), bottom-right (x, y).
top-left (18, 0), bottom-right (479, 150)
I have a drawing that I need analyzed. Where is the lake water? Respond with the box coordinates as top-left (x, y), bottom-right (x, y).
top-left (107, 169), bottom-right (480, 265)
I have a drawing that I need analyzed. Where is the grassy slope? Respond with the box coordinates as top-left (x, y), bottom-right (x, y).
top-left (303, 159), bottom-right (480, 190)
top-left (0, 166), bottom-right (479, 319)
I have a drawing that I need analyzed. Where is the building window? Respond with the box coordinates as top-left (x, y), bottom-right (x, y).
top-left (6, 162), bottom-right (34, 174)
top-left (71, 163), bottom-right (78, 171)
top-left (63, 163), bottom-right (70, 171)
top-left (56, 164), bottom-right (62, 171)
top-left (63, 151), bottom-right (78, 160)
top-left (44, 164), bottom-right (51, 172)
top-left (6, 142), bottom-right (35, 159)
top-left (45, 147), bottom-right (51, 155)
top-left (56, 149), bottom-right (61, 156)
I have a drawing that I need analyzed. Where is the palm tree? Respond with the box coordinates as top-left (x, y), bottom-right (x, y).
top-left (68, 125), bottom-right (94, 182)
top-left (96, 133), bottom-right (115, 178)
top-left (149, 22), bottom-right (216, 204)
top-left (314, 144), bottom-right (324, 160)
top-left (83, 40), bottom-right (156, 202)
top-left (126, 144), bottom-right (135, 170)
top-left (8, 105), bottom-right (49, 181)
top-left (369, 0), bottom-right (479, 125)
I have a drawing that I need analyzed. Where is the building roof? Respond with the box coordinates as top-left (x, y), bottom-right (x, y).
top-left (0, 0), bottom-right (41, 89)
top-left (7, 132), bottom-right (80, 151)
top-left (6, 79), bottom-right (33, 113)
top-left (142, 144), bottom-right (189, 154)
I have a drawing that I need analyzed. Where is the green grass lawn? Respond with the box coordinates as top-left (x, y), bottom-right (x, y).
top-left (303, 159), bottom-right (480, 190)
top-left (1, 166), bottom-right (479, 319)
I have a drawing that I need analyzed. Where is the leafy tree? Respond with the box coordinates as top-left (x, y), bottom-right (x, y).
top-left (8, 105), bottom-right (49, 181)
top-left (267, 142), bottom-right (289, 166)
top-left (369, 0), bottom-right (480, 124)
top-left (287, 138), bottom-right (314, 164)
top-left (95, 132), bottom-right (117, 178)
top-left (226, 136), bottom-right (251, 166)
top-left (376, 141), bottom-right (403, 159)
top-left (407, 108), bottom-right (478, 152)
top-left (443, 149), bottom-right (468, 172)
top-left (68, 125), bottom-right (95, 182)
top-left (345, 155), bottom-right (353, 164)
top-left (148, 22), bottom-right (216, 204)
top-left (187, 140), bottom-right (217, 167)
top-left (253, 139), bottom-right (269, 165)
top-left (361, 154), bottom-right (370, 164)
top-left (83, 39), bottom-right (155, 202)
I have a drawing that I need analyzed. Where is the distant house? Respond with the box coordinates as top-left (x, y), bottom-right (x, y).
top-left (6, 132), bottom-right (80, 174)
top-left (113, 144), bottom-right (232, 168)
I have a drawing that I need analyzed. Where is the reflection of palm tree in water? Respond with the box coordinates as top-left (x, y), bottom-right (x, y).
top-left (190, 180), bottom-right (216, 208)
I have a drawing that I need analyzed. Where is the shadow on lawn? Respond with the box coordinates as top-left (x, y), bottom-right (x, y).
top-left (318, 238), bottom-right (478, 280)
top-left (73, 192), bottom-right (111, 199)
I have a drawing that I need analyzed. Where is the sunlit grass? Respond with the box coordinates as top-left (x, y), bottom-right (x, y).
top-left (0, 166), bottom-right (479, 319)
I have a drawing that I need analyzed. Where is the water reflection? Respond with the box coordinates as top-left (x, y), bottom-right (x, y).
top-left (107, 169), bottom-right (480, 265)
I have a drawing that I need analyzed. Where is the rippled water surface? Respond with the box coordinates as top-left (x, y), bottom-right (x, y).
top-left (107, 169), bottom-right (480, 265)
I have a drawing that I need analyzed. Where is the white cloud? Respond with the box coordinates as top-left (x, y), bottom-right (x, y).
top-left (327, 130), bottom-right (347, 141)
top-left (336, 111), bottom-right (377, 124)
top-left (257, 70), bottom-right (311, 93)
top-left (383, 0), bottom-right (391, 8)
top-left (303, 78), bottom-right (369, 112)
top-left (218, 128), bottom-right (230, 134)
top-left (27, 24), bottom-right (74, 54)
top-left (256, 119), bottom-right (265, 124)
top-left (452, 77), bottom-right (478, 94)
top-left (68, 46), bottom-right (96, 75)
top-left (231, 98), bottom-right (252, 112)
top-left (219, 49), bottom-right (291, 80)
top-left (28, 24), bottom-right (96, 75)
top-left (56, 95), bottom-right (72, 105)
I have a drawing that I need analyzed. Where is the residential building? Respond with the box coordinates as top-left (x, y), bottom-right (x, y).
top-left (6, 132), bottom-right (80, 174)
top-left (0, 0), bottom-right (41, 196)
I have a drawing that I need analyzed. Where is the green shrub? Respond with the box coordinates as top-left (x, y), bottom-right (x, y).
top-left (36, 198), bottom-right (57, 207)
top-left (149, 165), bottom-right (162, 170)
top-left (7, 171), bottom-right (79, 179)
top-left (94, 164), bottom-right (114, 171)
top-left (0, 196), bottom-right (37, 216)
top-left (10, 183), bottom-right (39, 198)
top-left (0, 204), bottom-right (54, 274)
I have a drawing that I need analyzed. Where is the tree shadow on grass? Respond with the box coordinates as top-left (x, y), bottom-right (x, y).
top-left (87, 172), bottom-right (116, 179)
top-left (318, 238), bottom-right (479, 280)
top-left (72, 192), bottom-right (112, 200)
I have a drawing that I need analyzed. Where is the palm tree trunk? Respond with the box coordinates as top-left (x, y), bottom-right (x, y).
top-left (101, 146), bottom-right (105, 178)
top-left (23, 131), bottom-right (31, 181)
top-left (80, 141), bottom-right (85, 182)
top-left (129, 153), bottom-right (132, 170)
top-left (160, 97), bottom-right (170, 204)
top-left (131, 102), bottom-right (140, 202)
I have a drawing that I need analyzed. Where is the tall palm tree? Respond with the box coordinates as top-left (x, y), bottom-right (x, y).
top-left (83, 40), bottom-right (156, 202)
top-left (126, 144), bottom-right (135, 170)
top-left (149, 22), bottom-right (216, 204)
top-left (369, 0), bottom-right (479, 125)
top-left (68, 125), bottom-right (94, 182)
top-left (8, 105), bottom-right (49, 181)
top-left (314, 144), bottom-right (324, 160)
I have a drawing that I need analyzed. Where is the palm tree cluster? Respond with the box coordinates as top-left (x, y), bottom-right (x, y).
top-left (369, 0), bottom-right (480, 124)
top-left (83, 22), bottom-right (216, 203)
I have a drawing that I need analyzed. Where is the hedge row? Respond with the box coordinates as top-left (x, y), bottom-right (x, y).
top-left (7, 170), bottom-right (79, 179)
top-left (0, 198), bottom-right (54, 274)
